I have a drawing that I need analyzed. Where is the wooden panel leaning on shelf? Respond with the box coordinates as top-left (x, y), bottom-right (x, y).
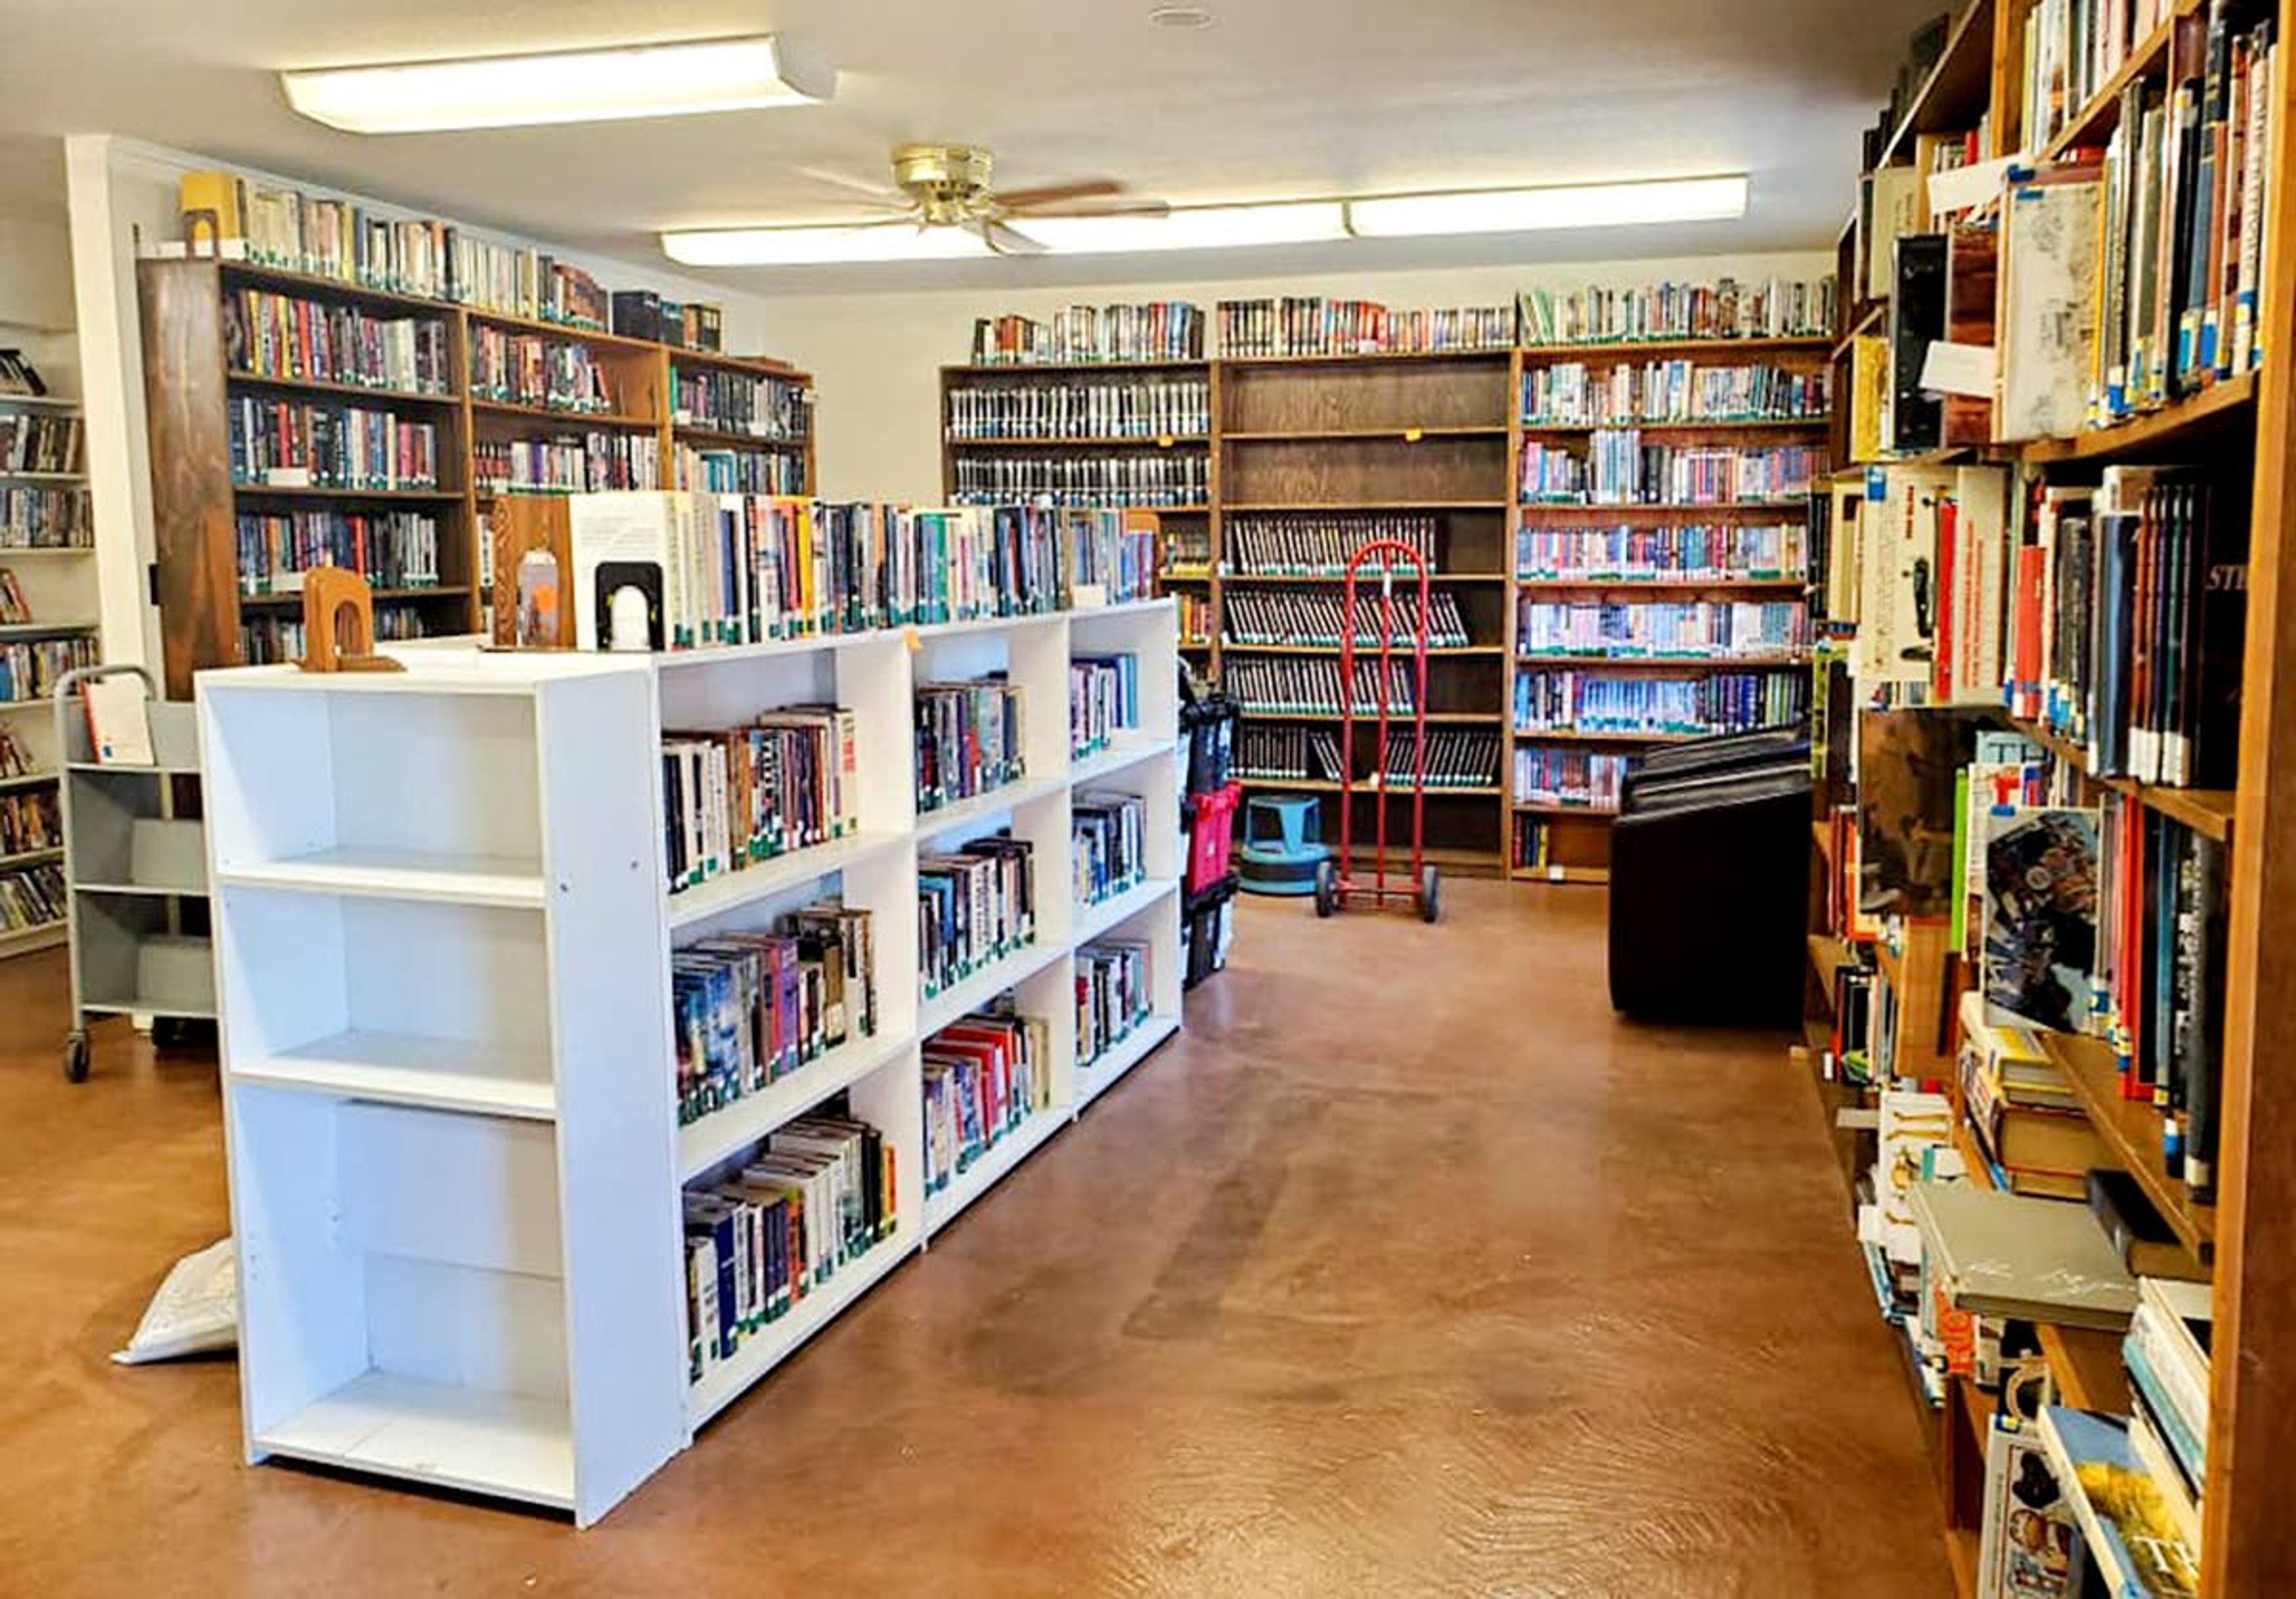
top-left (136, 257), bottom-right (816, 698)
top-left (197, 497), bottom-right (1182, 1525)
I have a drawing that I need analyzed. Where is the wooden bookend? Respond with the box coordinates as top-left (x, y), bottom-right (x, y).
top-left (297, 570), bottom-right (407, 674)
top-left (490, 497), bottom-right (575, 649)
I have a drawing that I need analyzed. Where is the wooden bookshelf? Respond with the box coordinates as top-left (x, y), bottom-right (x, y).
top-left (139, 259), bottom-right (812, 696)
top-left (2039, 1031), bottom-right (2217, 1260)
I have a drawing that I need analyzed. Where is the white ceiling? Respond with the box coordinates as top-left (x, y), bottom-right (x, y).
top-left (0, 0), bottom-right (1941, 293)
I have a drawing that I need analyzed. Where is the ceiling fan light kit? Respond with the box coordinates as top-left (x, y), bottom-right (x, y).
top-left (280, 33), bottom-right (833, 134)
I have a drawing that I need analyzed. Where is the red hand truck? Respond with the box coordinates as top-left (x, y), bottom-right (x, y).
top-left (1314, 539), bottom-right (1440, 923)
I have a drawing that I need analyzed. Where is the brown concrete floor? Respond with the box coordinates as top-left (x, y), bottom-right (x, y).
top-left (0, 882), bottom-right (1950, 1598)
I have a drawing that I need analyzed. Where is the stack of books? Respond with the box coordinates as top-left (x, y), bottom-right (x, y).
top-left (922, 1007), bottom-right (1054, 1192)
top-left (918, 839), bottom-right (1037, 996)
top-left (672, 908), bottom-right (879, 1126)
top-left (661, 707), bottom-right (860, 894)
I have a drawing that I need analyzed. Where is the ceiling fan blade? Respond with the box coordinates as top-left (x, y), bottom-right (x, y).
top-left (977, 219), bottom-right (1049, 257)
top-left (1009, 198), bottom-right (1173, 220)
top-left (990, 179), bottom-right (1126, 209)
top-left (795, 164), bottom-right (912, 205)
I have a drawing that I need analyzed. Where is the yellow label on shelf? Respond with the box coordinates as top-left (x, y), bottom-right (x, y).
top-left (1157, 433), bottom-right (1176, 449)
top-left (1549, 865), bottom-right (1567, 883)
top-left (1403, 427), bottom-right (1425, 444)
top-left (903, 625), bottom-right (921, 652)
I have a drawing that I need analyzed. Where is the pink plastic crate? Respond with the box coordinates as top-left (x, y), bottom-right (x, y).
top-left (1187, 781), bottom-right (1242, 895)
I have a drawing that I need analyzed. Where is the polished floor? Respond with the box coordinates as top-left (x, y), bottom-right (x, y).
top-left (0, 884), bottom-right (1949, 1597)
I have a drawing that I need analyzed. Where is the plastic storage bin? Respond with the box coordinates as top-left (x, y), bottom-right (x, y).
top-left (1186, 781), bottom-right (1242, 895)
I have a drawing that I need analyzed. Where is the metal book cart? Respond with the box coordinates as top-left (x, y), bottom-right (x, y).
top-left (1315, 540), bottom-right (1440, 923)
top-left (53, 665), bottom-right (213, 1081)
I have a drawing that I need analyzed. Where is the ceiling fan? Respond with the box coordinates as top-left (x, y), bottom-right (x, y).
top-left (796, 143), bottom-right (1170, 255)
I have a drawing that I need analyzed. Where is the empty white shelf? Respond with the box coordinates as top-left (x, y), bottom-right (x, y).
top-left (1069, 736), bottom-right (1181, 788)
top-left (234, 1031), bottom-right (555, 1120)
top-left (218, 848), bottom-right (546, 909)
top-left (256, 1371), bottom-right (574, 1512)
top-left (914, 774), bottom-right (1067, 839)
top-left (918, 936), bottom-right (1066, 1038)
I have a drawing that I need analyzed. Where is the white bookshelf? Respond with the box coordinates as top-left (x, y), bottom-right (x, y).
top-left (200, 596), bottom-right (1182, 1525)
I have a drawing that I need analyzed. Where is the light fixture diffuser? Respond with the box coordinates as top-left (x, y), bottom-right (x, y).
top-left (1016, 201), bottom-right (1348, 255)
top-left (662, 224), bottom-right (994, 267)
top-left (282, 35), bottom-right (832, 134)
top-left (1345, 176), bottom-right (1748, 237)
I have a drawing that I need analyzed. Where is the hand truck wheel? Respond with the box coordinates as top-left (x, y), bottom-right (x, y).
top-left (1314, 858), bottom-right (1339, 919)
top-left (1419, 866), bottom-right (1442, 925)
top-left (63, 1029), bottom-right (89, 1083)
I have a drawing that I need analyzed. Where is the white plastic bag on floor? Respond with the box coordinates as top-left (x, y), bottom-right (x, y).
top-left (111, 1237), bottom-right (237, 1364)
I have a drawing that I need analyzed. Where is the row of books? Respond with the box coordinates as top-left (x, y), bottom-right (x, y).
top-left (224, 289), bottom-right (450, 396)
top-left (1175, 592), bottom-right (1213, 646)
top-left (0, 861), bottom-right (64, 931)
top-left (234, 509), bottom-right (442, 596)
top-left (1513, 747), bottom-right (1629, 811)
top-left (672, 366), bottom-right (807, 442)
top-left (924, 1007), bottom-right (1052, 1194)
top-left (228, 399), bottom-right (440, 491)
top-left (476, 435), bottom-right (660, 497)
top-left (916, 680), bottom-right (1027, 814)
top-left (1077, 940), bottom-right (1153, 1066)
top-left (1514, 522), bottom-right (1809, 583)
top-left (0, 634), bottom-right (98, 702)
top-left (1074, 792), bottom-right (1148, 907)
top-left (1216, 298), bottom-right (1513, 359)
top-left (1234, 724), bottom-right (1342, 784)
top-left (1220, 513), bottom-right (1440, 576)
top-left (1222, 588), bottom-right (1473, 649)
top-left (1512, 667), bottom-right (1809, 736)
top-left (920, 839), bottom-right (1039, 1000)
top-left (1519, 362), bottom-right (1831, 426)
top-left (1066, 513), bottom-right (1157, 604)
top-left (0, 414), bottom-right (82, 475)
top-left (2025, 466), bottom-right (2245, 791)
top-left (672, 908), bottom-right (878, 1126)
top-left (0, 485), bottom-right (88, 549)
top-left (557, 497), bottom-right (1088, 651)
top-left (1224, 655), bottom-right (1417, 717)
top-left (674, 444), bottom-right (807, 497)
top-left (1518, 438), bottom-right (1822, 506)
top-left (1159, 524), bottom-right (1213, 574)
top-left (1516, 276), bottom-right (1836, 347)
top-left (1070, 655), bottom-right (1140, 757)
top-left (175, 170), bottom-right (619, 329)
top-left (2078, 7), bottom-right (2276, 425)
top-left (0, 350), bottom-right (50, 399)
top-left (683, 1105), bottom-right (899, 1380)
top-left (467, 328), bottom-right (620, 414)
top-left (1378, 729), bottom-right (1501, 788)
top-left (661, 707), bottom-right (859, 895)
top-left (610, 291), bottom-right (724, 353)
top-left (947, 451), bottom-right (1208, 507)
top-left (239, 606), bottom-right (428, 665)
top-left (969, 305), bottom-right (1205, 366)
top-left (1515, 599), bottom-right (1811, 661)
top-left (2019, 0), bottom-right (2182, 152)
top-left (0, 788), bottom-right (59, 856)
top-left (945, 377), bottom-right (1211, 440)
top-left (1513, 817), bottom-right (1571, 870)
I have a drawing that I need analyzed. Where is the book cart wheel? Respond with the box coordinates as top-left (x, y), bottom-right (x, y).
top-left (1419, 866), bottom-right (1441, 925)
top-left (1314, 858), bottom-right (1339, 918)
top-left (63, 1030), bottom-right (89, 1084)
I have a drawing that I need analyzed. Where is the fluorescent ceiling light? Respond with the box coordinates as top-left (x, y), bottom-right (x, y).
top-left (663, 224), bottom-right (993, 267)
top-left (1015, 202), bottom-right (1348, 255)
top-left (1347, 177), bottom-right (1748, 237)
top-left (282, 35), bottom-right (832, 134)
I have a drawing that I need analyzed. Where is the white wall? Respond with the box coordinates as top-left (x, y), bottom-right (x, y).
top-left (766, 249), bottom-right (1836, 502)
top-left (63, 135), bottom-right (790, 676)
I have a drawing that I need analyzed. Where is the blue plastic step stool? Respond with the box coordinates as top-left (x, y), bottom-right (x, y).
top-left (1238, 794), bottom-right (1329, 897)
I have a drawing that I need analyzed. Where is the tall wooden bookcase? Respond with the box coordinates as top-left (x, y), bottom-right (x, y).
top-left (1817, 0), bottom-right (2296, 1590)
top-left (138, 258), bottom-right (814, 699)
top-left (200, 598), bottom-right (1183, 1525)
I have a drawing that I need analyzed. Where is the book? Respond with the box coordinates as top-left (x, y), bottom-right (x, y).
top-left (914, 680), bottom-right (1027, 815)
top-left (1982, 807), bottom-right (2102, 1034)
top-left (1519, 359), bottom-right (1828, 424)
top-left (1889, 233), bottom-right (1949, 453)
top-left (83, 676), bottom-right (154, 767)
top-left (1909, 1182), bottom-right (2139, 1330)
top-left (1229, 589), bottom-right (1474, 649)
top-left (917, 837), bottom-right (1036, 996)
top-left (671, 906), bottom-right (877, 1124)
top-left (1512, 668), bottom-right (1807, 740)
top-left (2000, 166), bottom-right (2107, 441)
top-left (1977, 1412), bottom-right (2084, 1599)
top-left (1076, 938), bottom-right (1153, 1065)
top-left (2037, 1406), bottom-right (2201, 1598)
top-left (661, 705), bottom-right (858, 892)
top-left (922, 1005), bottom-right (1053, 1190)
top-left (1515, 598), bottom-right (1806, 661)
top-left (1227, 513), bottom-right (1439, 576)
top-left (1515, 519), bottom-right (1809, 584)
